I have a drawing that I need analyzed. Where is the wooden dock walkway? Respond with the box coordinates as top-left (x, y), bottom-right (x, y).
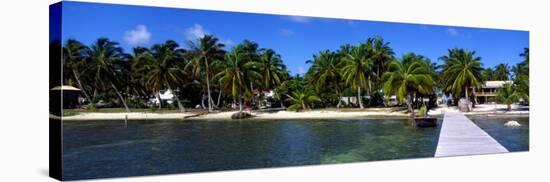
top-left (435, 112), bottom-right (508, 157)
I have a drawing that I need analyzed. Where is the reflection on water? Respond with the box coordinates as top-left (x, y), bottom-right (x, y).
top-left (470, 116), bottom-right (529, 152)
top-left (62, 118), bottom-right (442, 180)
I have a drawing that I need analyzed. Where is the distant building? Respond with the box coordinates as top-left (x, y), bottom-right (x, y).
top-left (474, 80), bottom-right (513, 104)
top-left (149, 89), bottom-right (176, 106)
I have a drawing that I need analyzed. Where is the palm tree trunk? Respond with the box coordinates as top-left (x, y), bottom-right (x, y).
top-left (168, 86), bottom-right (185, 113)
top-left (72, 69), bottom-right (91, 104)
top-left (357, 87), bottom-right (364, 109)
top-left (465, 85), bottom-right (470, 112)
top-left (239, 94), bottom-right (243, 111)
top-left (201, 92), bottom-right (206, 109)
top-left (216, 86), bottom-right (223, 108)
top-left (111, 82), bottom-right (130, 112)
top-left (232, 95), bottom-right (237, 109)
top-left (336, 86), bottom-right (342, 108)
top-left (156, 91), bottom-right (162, 109)
top-left (408, 94), bottom-right (415, 119)
top-left (205, 58), bottom-right (213, 112)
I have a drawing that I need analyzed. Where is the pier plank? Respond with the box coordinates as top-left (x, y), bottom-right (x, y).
top-left (435, 112), bottom-right (508, 157)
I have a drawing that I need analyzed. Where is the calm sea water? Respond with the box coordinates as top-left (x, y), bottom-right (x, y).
top-left (62, 118), bottom-right (442, 180)
top-left (470, 116), bottom-right (529, 152)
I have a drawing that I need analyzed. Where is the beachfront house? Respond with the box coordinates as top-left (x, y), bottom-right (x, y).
top-left (149, 89), bottom-right (176, 106)
top-left (474, 80), bottom-right (513, 104)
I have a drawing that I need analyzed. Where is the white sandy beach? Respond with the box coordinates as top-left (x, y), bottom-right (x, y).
top-left (61, 104), bottom-right (528, 121)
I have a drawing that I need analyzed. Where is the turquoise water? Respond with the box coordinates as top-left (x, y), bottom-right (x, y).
top-left (62, 118), bottom-right (442, 180)
top-left (470, 116), bottom-right (529, 152)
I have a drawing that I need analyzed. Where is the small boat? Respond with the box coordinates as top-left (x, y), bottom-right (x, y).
top-left (414, 117), bottom-right (437, 128)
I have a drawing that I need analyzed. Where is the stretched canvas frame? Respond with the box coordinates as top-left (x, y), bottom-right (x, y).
top-left (50, 1), bottom-right (529, 181)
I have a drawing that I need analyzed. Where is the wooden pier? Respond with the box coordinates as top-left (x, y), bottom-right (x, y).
top-left (435, 112), bottom-right (508, 157)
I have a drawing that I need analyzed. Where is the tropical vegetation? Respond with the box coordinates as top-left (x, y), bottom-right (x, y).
top-left (55, 35), bottom-right (529, 117)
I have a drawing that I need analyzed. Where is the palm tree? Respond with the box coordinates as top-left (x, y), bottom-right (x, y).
top-left (84, 38), bottom-right (131, 112)
top-left (520, 48), bottom-right (529, 64)
top-left (63, 39), bottom-right (92, 103)
top-left (307, 50), bottom-right (343, 108)
top-left (214, 49), bottom-right (262, 111)
top-left (135, 40), bottom-right (187, 112)
top-left (233, 40), bottom-right (262, 108)
top-left (186, 35), bottom-right (225, 112)
top-left (513, 48), bottom-right (529, 103)
top-left (339, 45), bottom-right (373, 109)
top-left (496, 83), bottom-right (528, 111)
top-left (383, 54), bottom-right (435, 118)
top-left (285, 88), bottom-right (321, 111)
top-left (482, 67), bottom-right (496, 81)
top-left (494, 63), bottom-right (510, 80)
top-left (368, 37), bottom-right (394, 81)
top-left (126, 47), bottom-right (153, 99)
top-left (440, 48), bottom-right (483, 111)
top-left (259, 49), bottom-right (286, 90)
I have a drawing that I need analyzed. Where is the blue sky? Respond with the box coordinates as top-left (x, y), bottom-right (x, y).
top-left (60, 1), bottom-right (529, 75)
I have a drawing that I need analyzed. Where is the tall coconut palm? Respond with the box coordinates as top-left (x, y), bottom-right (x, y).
top-left (339, 45), bottom-right (373, 109)
top-left (186, 35), bottom-right (225, 112)
top-left (513, 48), bottom-right (529, 102)
top-left (63, 39), bottom-right (91, 103)
top-left (382, 54), bottom-right (435, 118)
top-left (126, 47), bottom-right (153, 99)
top-left (234, 40), bottom-right (261, 107)
top-left (520, 47), bottom-right (529, 64)
top-left (214, 49), bottom-right (262, 111)
top-left (259, 48), bottom-right (286, 90)
top-left (84, 38), bottom-right (131, 112)
top-left (494, 63), bottom-right (510, 80)
top-left (482, 67), bottom-right (496, 81)
top-left (307, 50), bottom-right (343, 108)
top-left (367, 37), bottom-right (394, 81)
top-left (440, 48), bottom-right (483, 111)
top-left (135, 40), bottom-right (186, 112)
top-left (285, 88), bottom-right (321, 112)
top-left (496, 83), bottom-right (528, 111)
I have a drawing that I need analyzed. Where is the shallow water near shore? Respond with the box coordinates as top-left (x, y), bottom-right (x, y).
top-left (469, 116), bottom-right (529, 152)
top-left (62, 118), bottom-right (442, 180)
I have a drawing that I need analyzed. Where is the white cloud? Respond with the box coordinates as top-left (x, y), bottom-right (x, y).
top-left (185, 24), bottom-right (209, 40)
top-left (220, 38), bottom-right (235, 47)
top-left (279, 28), bottom-right (295, 36)
top-left (123, 25), bottom-right (151, 46)
top-left (287, 16), bottom-right (312, 23)
top-left (184, 24), bottom-right (234, 48)
top-left (447, 27), bottom-right (459, 36)
top-left (297, 66), bottom-right (306, 75)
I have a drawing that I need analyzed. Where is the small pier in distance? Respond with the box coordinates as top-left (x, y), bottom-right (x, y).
top-left (435, 112), bottom-right (508, 157)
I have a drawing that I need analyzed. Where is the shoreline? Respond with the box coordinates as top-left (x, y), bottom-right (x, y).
top-left (60, 104), bottom-right (529, 121)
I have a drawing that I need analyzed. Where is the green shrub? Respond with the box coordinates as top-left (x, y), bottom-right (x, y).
top-left (418, 104), bottom-right (427, 116)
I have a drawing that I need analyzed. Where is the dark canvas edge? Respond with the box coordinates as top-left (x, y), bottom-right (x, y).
top-left (49, 1), bottom-right (63, 181)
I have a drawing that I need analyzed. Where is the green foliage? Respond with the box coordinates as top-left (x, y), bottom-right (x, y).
top-left (285, 88), bottom-right (321, 112)
top-left (512, 48), bottom-right (529, 103)
top-left (382, 53), bottom-right (435, 117)
top-left (494, 63), bottom-right (510, 80)
top-left (440, 48), bottom-right (483, 98)
top-left (418, 104), bottom-right (427, 116)
top-left (382, 54), bottom-right (435, 103)
top-left (496, 83), bottom-right (528, 111)
top-left (59, 34), bottom-right (528, 113)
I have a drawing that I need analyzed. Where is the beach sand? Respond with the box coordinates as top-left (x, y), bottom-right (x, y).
top-left (61, 104), bottom-right (528, 121)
